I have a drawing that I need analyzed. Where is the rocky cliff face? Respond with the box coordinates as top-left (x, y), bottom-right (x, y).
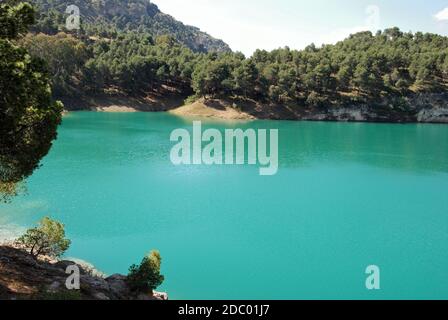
top-left (192, 93), bottom-right (448, 123)
top-left (252, 93), bottom-right (448, 123)
top-left (0, 246), bottom-right (167, 300)
top-left (318, 93), bottom-right (448, 123)
top-left (410, 93), bottom-right (448, 123)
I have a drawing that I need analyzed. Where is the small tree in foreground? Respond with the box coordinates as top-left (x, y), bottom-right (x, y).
top-left (127, 250), bottom-right (165, 294)
top-left (16, 217), bottom-right (71, 260)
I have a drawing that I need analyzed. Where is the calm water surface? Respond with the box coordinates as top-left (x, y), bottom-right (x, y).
top-left (1, 112), bottom-right (448, 299)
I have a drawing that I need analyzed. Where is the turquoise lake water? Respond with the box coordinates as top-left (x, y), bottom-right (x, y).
top-left (1, 112), bottom-right (448, 300)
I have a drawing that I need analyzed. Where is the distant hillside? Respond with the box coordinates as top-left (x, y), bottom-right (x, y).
top-left (19, 1), bottom-right (448, 123)
top-left (30, 0), bottom-right (231, 53)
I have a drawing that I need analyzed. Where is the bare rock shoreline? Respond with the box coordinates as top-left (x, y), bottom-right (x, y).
top-left (0, 245), bottom-right (168, 300)
top-left (63, 93), bottom-right (448, 124)
top-left (304, 93), bottom-right (448, 123)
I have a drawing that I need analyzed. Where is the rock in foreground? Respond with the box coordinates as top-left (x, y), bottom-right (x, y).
top-left (0, 246), bottom-right (168, 300)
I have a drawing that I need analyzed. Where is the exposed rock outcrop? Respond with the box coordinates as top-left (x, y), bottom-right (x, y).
top-left (170, 93), bottom-right (448, 123)
top-left (31, 0), bottom-right (231, 53)
top-left (0, 246), bottom-right (168, 300)
top-left (417, 108), bottom-right (448, 123)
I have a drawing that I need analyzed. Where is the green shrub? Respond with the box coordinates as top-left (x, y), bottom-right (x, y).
top-left (306, 91), bottom-right (329, 108)
top-left (16, 217), bottom-right (71, 259)
top-left (127, 250), bottom-right (165, 294)
top-left (184, 94), bottom-right (200, 105)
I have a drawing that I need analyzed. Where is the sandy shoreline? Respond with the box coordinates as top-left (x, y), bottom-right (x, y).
top-left (64, 97), bottom-right (258, 120)
top-left (94, 105), bottom-right (139, 113)
top-left (61, 94), bottom-right (448, 123)
top-left (169, 99), bottom-right (255, 120)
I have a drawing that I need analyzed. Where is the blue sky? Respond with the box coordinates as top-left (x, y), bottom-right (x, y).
top-left (154, 0), bottom-right (448, 56)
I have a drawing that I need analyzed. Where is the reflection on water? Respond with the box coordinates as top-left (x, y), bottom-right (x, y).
top-left (277, 121), bottom-right (448, 174)
top-left (52, 112), bottom-right (448, 174)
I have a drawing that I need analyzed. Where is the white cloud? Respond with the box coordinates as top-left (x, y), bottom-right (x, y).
top-left (317, 26), bottom-right (370, 46)
top-left (317, 6), bottom-right (381, 46)
top-left (435, 8), bottom-right (448, 21)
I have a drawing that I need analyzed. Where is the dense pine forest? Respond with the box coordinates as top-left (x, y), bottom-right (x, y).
top-left (16, 0), bottom-right (448, 112)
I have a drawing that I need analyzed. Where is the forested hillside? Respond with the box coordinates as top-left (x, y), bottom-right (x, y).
top-left (189, 29), bottom-right (448, 108)
top-left (19, 1), bottom-right (448, 115)
top-left (30, 0), bottom-right (231, 53)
